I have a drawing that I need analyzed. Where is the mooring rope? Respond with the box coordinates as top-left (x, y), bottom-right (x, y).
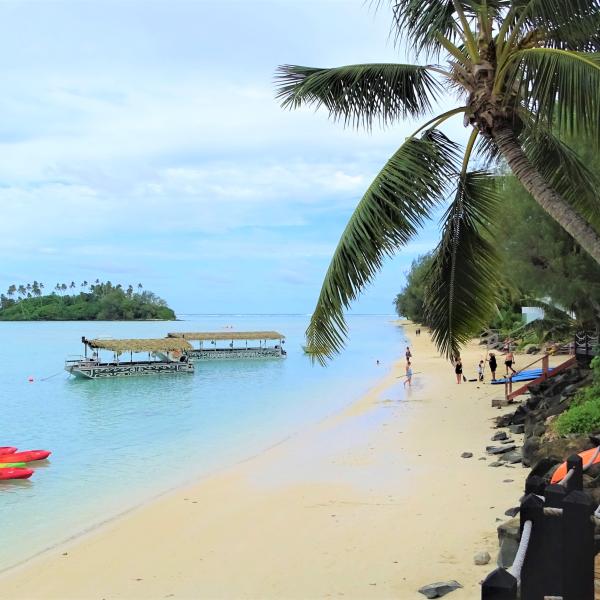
top-left (559, 467), bottom-right (575, 487)
top-left (40, 371), bottom-right (63, 381)
top-left (508, 519), bottom-right (532, 583)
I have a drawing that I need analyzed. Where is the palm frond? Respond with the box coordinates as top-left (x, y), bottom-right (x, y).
top-left (510, 0), bottom-right (600, 51)
top-left (504, 48), bottom-right (600, 145)
top-left (520, 127), bottom-right (600, 231)
top-left (426, 171), bottom-right (501, 359)
top-left (379, 1), bottom-right (508, 56)
top-left (305, 129), bottom-right (462, 364)
top-left (275, 63), bottom-right (441, 129)
top-left (474, 135), bottom-right (503, 169)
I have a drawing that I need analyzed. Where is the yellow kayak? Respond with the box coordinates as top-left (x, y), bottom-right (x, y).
top-left (0, 462), bottom-right (26, 468)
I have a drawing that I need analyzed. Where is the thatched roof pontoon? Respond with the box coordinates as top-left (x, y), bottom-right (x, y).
top-left (86, 338), bottom-right (193, 353)
top-left (167, 331), bottom-right (285, 341)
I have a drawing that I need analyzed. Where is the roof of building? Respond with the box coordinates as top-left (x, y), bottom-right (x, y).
top-left (167, 331), bottom-right (284, 341)
top-left (87, 338), bottom-right (193, 353)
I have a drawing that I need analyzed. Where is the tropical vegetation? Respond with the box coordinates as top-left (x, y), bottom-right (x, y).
top-left (276, 0), bottom-right (600, 363)
top-left (555, 356), bottom-right (600, 435)
top-left (0, 281), bottom-right (175, 320)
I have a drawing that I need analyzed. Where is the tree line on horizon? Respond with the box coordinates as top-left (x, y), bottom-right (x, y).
top-left (0, 280), bottom-right (175, 321)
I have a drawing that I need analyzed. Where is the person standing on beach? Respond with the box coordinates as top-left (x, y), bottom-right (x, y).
top-left (478, 360), bottom-right (484, 382)
top-left (454, 358), bottom-right (463, 384)
top-left (405, 346), bottom-right (412, 362)
top-left (505, 350), bottom-right (516, 376)
top-left (488, 353), bottom-right (497, 381)
top-left (404, 361), bottom-right (413, 387)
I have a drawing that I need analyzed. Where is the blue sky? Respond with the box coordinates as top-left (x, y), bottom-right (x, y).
top-left (0, 0), bottom-right (468, 314)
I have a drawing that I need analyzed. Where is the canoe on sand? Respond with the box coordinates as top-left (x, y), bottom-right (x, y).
top-left (0, 447), bottom-right (17, 455)
top-left (6, 450), bottom-right (51, 463)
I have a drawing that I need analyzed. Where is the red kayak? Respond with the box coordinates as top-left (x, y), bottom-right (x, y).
top-left (0, 468), bottom-right (34, 480)
top-left (0, 447), bottom-right (17, 455)
top-left (7, 450), bottom-right (51, 463)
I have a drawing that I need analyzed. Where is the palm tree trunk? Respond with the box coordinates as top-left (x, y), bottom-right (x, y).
top-left (493, 128), bottom-right (600, 265)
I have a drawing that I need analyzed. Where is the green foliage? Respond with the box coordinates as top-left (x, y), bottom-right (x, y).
top-left (277, 0), bottom-right (600, 363)
top-left (393, 253), bottom-right (434, 323)
top-left (426, 171), bottom-right (501, 358)
top-left (495, 174), bottom-right (600, 329)
top-left (0, 281), bottom-right (175, 321)
top-left (555, 357), bottom-right (600, 435)
top-left (304, 129), bottom-right (461, 364)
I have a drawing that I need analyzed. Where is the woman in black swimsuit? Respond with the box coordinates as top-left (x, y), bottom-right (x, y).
top-left (488, 353), bottom-right (497, 381)
top-left (455, 358), bottom-right (463, 384)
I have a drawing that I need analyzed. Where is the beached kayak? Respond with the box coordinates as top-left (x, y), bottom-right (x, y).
top-left (0, 447), bottom-right (17, 455)
top-left (0, 462), bottom-right (26, 468)
top-left (491, 368), bottom-right (555, 385)
top-left (0, 468), bottom-right (34, 480)
top-left (551, 447), bottom-right (600, 484)
top-left (6, 450), bottom-right (51, 462)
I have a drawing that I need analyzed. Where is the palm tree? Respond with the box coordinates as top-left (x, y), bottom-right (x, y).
top-left (276, 0), bottom-right (600, 362)
top-left (7, 285), bottom-right (16, 300)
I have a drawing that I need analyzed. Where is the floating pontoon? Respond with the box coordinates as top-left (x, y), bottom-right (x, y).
top-left (167, 331), bottom-right (286, 360)
top-left (65, 337), bottom-right (194, 379)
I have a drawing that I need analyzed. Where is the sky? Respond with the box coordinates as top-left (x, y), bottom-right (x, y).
top-left (0, 0), bottom-right (469, 315)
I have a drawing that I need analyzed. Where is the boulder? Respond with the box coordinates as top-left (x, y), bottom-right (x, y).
top-left (474, 551), bottom-right (491, 565)
top-left (418, 581), bottom-right (463, 598)
top-left (492, 431), bottom-right (508, 441)
top-left (522, 437), bottom-right (541, 466)
top-left (489, 461), bottom-right (503, 467)
top-left (487, 445), bottom-right (517, 455)
top-left (499, 450), bottom-right (522, 464)
top-left (504, 507), bottom-right (519, 517)
top-left (525, 344), bottom-right (540, 354)
top-left (461, 452), bottom-right (473, 459)
top-left (509, 424), bottom-right (525, 435)
top-left (529, 457), bottom-right (561, 480)
top-left (497, 517), bottom-right (520, 569)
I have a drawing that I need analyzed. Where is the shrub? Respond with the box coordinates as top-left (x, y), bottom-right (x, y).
top-left (555, 356), bottom-right (600, 435)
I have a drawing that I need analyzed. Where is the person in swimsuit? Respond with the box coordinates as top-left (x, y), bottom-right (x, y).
top-left (505, 350), bottom-right (516, 375)
top-left (478, 360), bottom-right (484, 382)
top-left (455, 358), bottom-right (463, 384)
top-left (488, 353), bottom-right (497, 381)
top-left (405, 346), bottom-right (412, 362)
top-left (404, 361), bottom-right (413, 387)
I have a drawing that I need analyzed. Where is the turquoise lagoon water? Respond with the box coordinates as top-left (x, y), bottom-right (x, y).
top-left (0, 314), bottom-right (406, 571)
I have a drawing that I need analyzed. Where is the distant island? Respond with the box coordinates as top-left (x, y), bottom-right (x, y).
top-left (0, 280), bottom-right (176, 321)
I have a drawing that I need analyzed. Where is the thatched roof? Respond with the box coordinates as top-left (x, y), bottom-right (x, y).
top-left (87, 338), bottom-right (193, 353)
top-left (167, 331), bottom-right (285, 341)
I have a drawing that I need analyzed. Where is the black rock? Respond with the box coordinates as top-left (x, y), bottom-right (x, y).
top-left (521, 436), bottom-right (541, 466)
top-left (487, 445), bottom-right (516, 455)
top-left (501, 439), bottom-right (515, 445)
top-left (489, 461), bottom-right (503, 467)
top-left (499, 450), bottom-right (522, 464)
top-left (509, 424), bottom-right (525, 434)
top-left (461, 452), bottom-right (473, 459)
top-left (505, 507), bottom-right (520, 517)
top-left (492, 431), bottom-right (508, 441)
top-left (418, 581), bottom-right (463, 598)
top-left (529, 457), bottom-right (561, 479)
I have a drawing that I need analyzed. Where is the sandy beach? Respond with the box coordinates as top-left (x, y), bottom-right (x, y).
top-left (0, 322), bottom-right (530, 599)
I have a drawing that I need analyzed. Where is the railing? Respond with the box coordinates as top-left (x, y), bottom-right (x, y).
top-left (505, 354), bottom-right (576, 401)
top-left (481, 453), bottom-right (596, 599)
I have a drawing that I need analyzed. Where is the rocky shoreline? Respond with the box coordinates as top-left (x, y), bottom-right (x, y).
top-left (489, 363), bottom-right (596, 569)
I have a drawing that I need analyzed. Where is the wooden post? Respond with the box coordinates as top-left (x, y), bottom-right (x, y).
top-left (565, 455), bottom-right (583, 492)
top-left (525, 475), bottom-right (546, 495)
top-left (542, 484), bottom-right (567, 596)
top-left (542, 354), bottom-right (549, 377)
top-left (520, 494), bottom-right (545, 600)
top-left (562, 490), bottom-right (594, 600)
top-left (481, 568), bottom-right (517, 599)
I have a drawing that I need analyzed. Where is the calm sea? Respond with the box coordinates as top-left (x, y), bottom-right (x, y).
top-left (0, 314), bottom-right (405, 571)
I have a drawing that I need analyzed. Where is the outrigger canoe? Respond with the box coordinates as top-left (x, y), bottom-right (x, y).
top-left (0, 462), bottom-right (26, 468)
top-left (0, 468), bottom-right (33, 480)
top-left (6, 450), bottom-right (51, 463)
top-left (0, 447), bottom-right (17, 455)
top-left (551, 447), bottom-right (600, 484)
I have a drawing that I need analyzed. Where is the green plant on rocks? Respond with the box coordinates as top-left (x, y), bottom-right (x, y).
top-left (555, 357), bottom-right (600, 435)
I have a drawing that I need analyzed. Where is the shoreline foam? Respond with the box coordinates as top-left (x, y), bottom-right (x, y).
top-left (0, 321), bottom-right (526, 599)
